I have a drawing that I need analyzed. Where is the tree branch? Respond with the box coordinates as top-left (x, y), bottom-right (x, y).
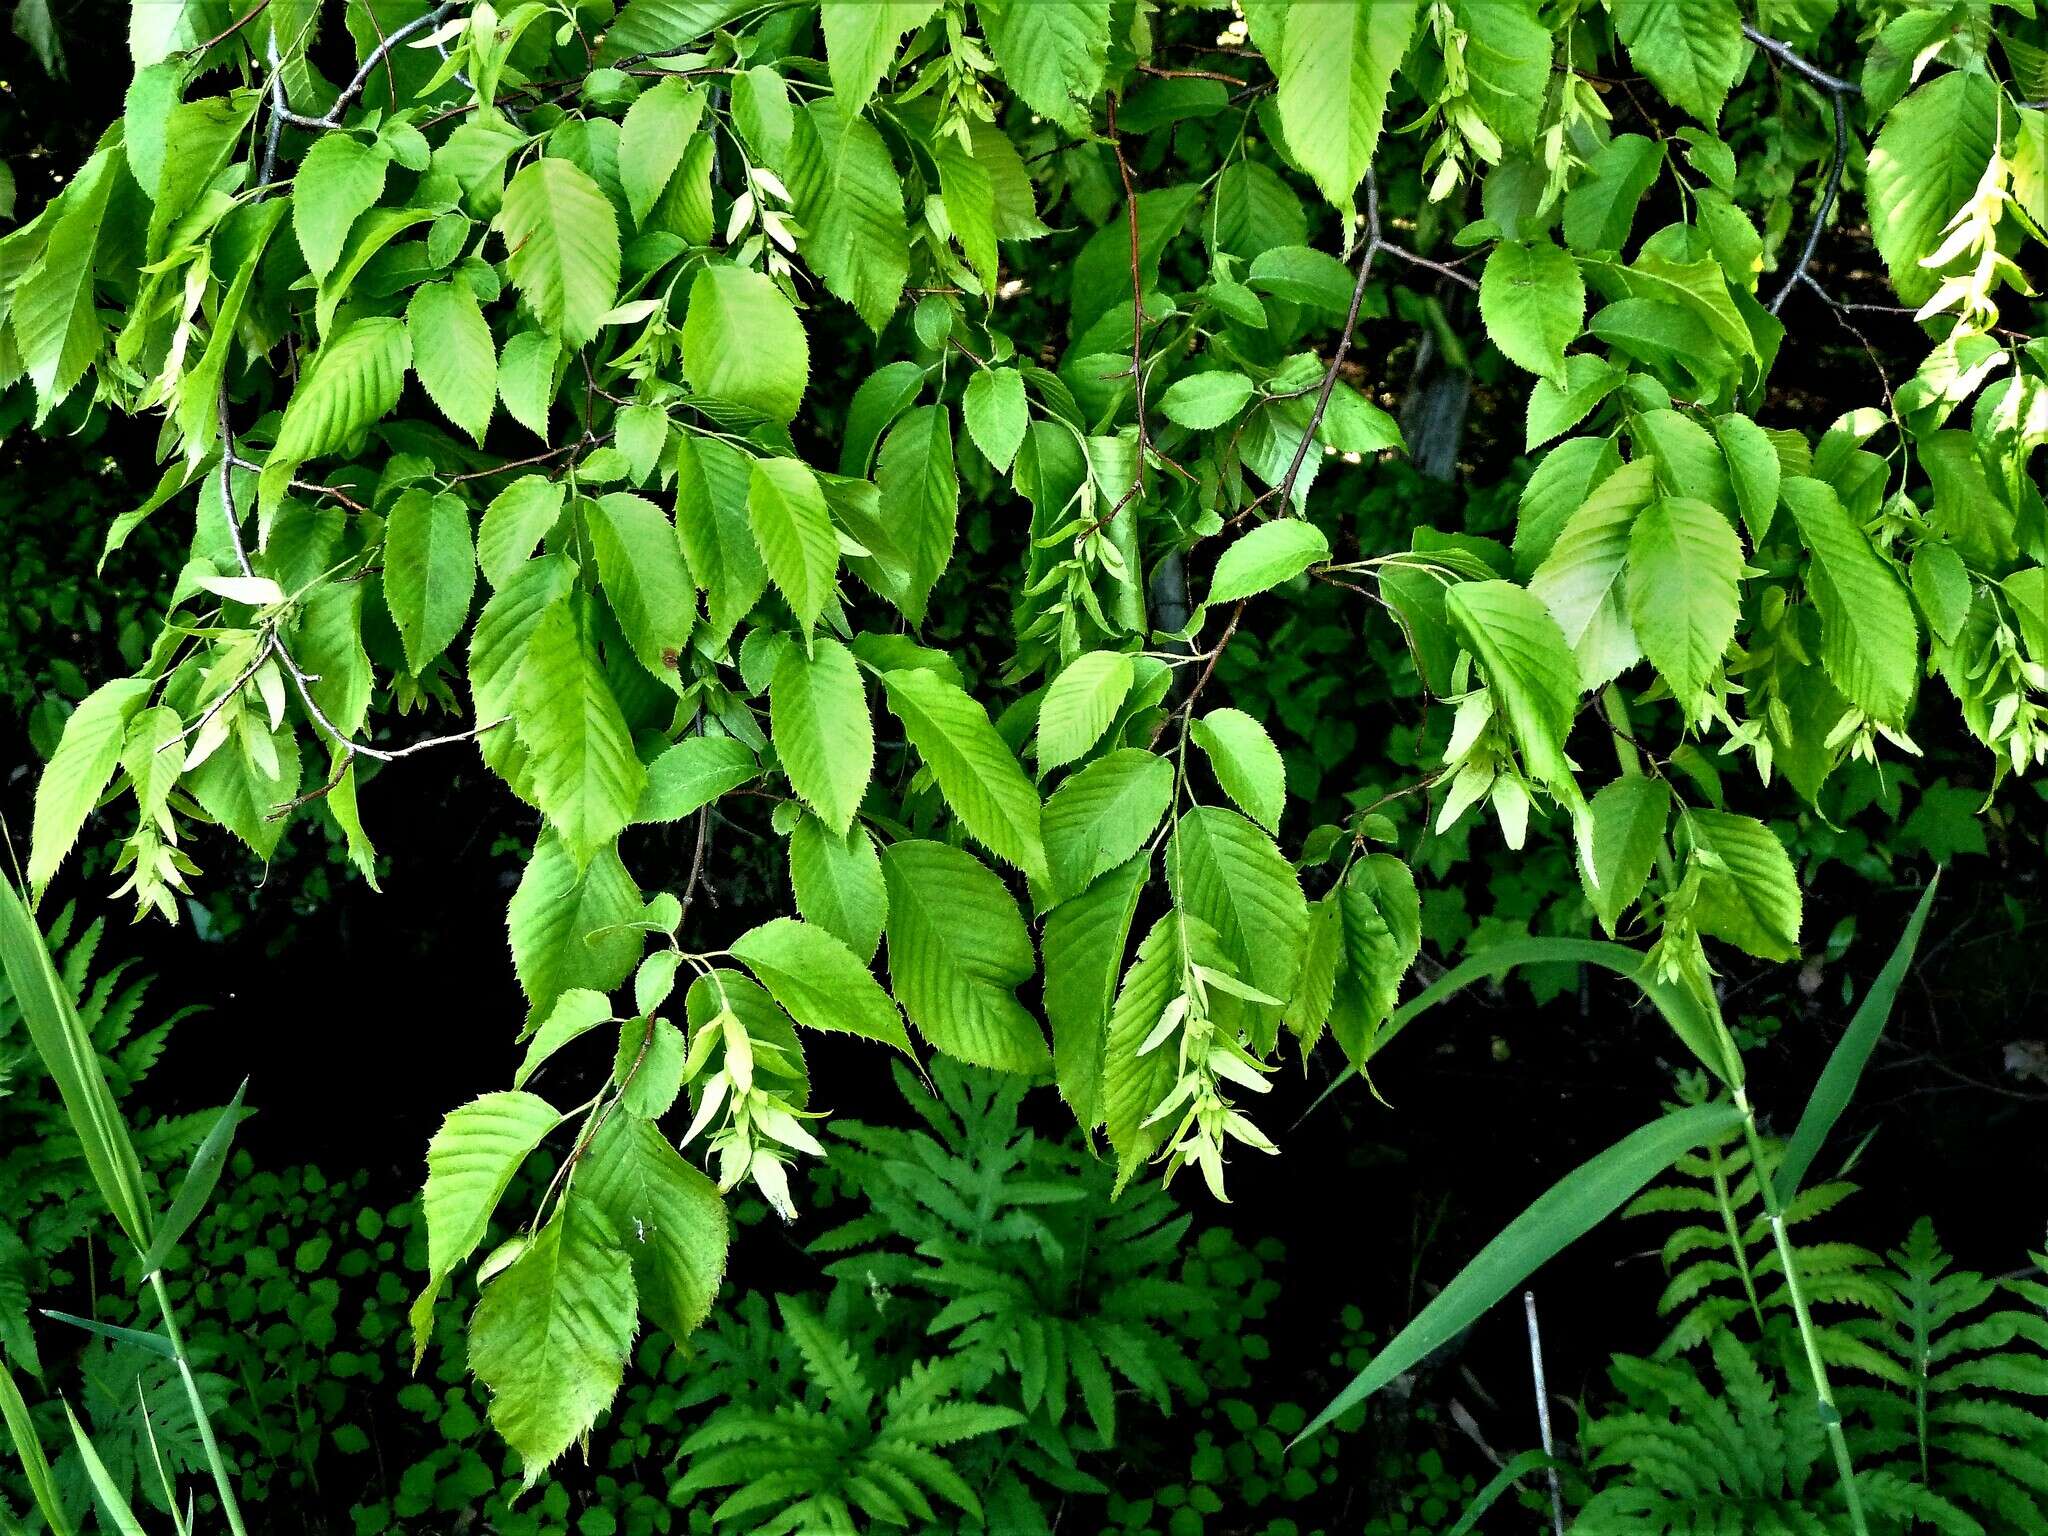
top-left (268, 1), bottom-right (461, 134)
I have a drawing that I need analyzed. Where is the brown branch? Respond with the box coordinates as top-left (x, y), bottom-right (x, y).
top-left (1139, 63), bottom-right (1243, 85)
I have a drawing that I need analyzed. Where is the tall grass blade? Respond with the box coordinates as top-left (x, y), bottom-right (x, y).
top-left (0, 1357), bottom-right (74, 1536)
top-left (0, 878), bottom-right (155, 1249)
top-left (139, 1078), bottom-right (250, 1275)
top-left (1773, 876), bottom-right (1940, 1207)
top-left (63, 1401), bottom-right (147, 1536)
top-left (1294, 1101), bottom-right (1744, 1444)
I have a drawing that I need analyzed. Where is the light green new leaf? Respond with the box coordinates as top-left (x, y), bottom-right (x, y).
top-left (881, 667), bottom-right (1049, 883)
top-left (406, 281), bottom-right (496, 445)
top-left (619, 79), bottom-right (706, 227)
top-left (881, 841), bottom-right (1048, 1071)
top-left (1714, 413), bottom-right (1780, 546)
top-left (1158, 371), bottom-right (1256, 430)
top-left (470, 555), bottom-right (572, 729)
top-left (635, 736), bottom-right (759, 824)
top-left (498, 331), bottom-right (560, 440)
top-left (1528, 464), bottom-right (1650, 693)
top-left (507, 832), bottom-right (644, 1020)
top-left (385, 490), bottom-right (477, 674)
top-left (1044, 855), bottom-right (1148, 1128)
top-left (1480, 240), bottom-right (1583, 387)
top-left (516, 601), bottom-right (646, 868)
top-left (1207, 520), bottom-right (1330, 605)
top-left (1272, 0), bottom-right (1418, 210)
top-left (981, 0), bottom-right (1109, 131)
top-left (1627, 497), bottom-right (1741, 723)
top-left (470, 1195), bottom-right (637, 1487)
top-left (1042, 748), bottom-right (1172, 903)
top-left (581, 1112), bottom-right (728, 1344)
top-left (789, 815), bottom-right (887, 963)
top-left (1296, 1101), bottom-right (1744, 1442)
top-left (478, 477), bottom-right (565, 589)
top-left (784, 98), bottom-right (909, 334)
top-left (589, 492), bottom-right (694, 689)
top-left (28, 676), bottom-right (150, 891)
top-left (411, 1089), bottom-right (561, 1361)
top-left (1782, 477), bottom-right (1919, 725)
top-left (1687, 808), bottom-right (1802, 962)
top-left (747, 457), bottom-right (837, 639)
top-left (963, 367), bottom-right (1029, 473)
top-left (294, 132), bottom-right (387, 282)
top-left (1611, 0), bottom-right (1745, 125)
top-left (1190, 708), bottom-right (1286, 834)
top-left (1038, 650), bottom-right (1134, 771)
top-left (1443, 580), bottom-right (1582, 791)
top-left (729, 917), bottom-right (911, 1052)
top-left (270, 317), bottom-right (411, 471)
top-left (1911, 542), bottom-right (1972, 646)
top-left (682, 264), bottom-right (809, 423)
top-left (1580, 775), bottom-right (1670, 934)
top-left (822, 0), bottom-right (939, 115)
top-left (874, 404), bottom-right (957, 623)
top-left (770, 635), bottom-right (872, 836)
top-left (675, 435), bottom-right (769, 648)
top-left (499, 157), bottom-right (621, 348)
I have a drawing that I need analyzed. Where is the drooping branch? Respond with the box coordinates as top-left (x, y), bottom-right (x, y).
top-left (267, 1), bottom-right (462, 134)
top-left (1742, 23), bottom-right (1860, 95)
top-left (1745, 24), bottom-right (1861, 315)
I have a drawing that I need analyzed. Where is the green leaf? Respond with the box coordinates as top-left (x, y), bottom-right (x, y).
top-left (470, 1195), bottom-right (637, 1487)
top-left (1782, 477), bottom-right (1920, 725)
top-left (1562, 133), bottom-right (1662, 253)
top-left (619, 78), bottom-right (706, 227)
top-left (769, 635), bottom-right (872, 836)
top-left (1166, 806), bottom-right (1308, 1040)
top-left (384, 489), bottom-right (477, 674)
top-left (1158, 371), bottom-right (1256, 430)
top-left (1271, 0), bottom-right (1417, 210)
top-left (822, 1), bottom-right (939, 114)
top-left (1714, 413), bottom-right (1780, 547)
top-left (880, 841), bottom-right (1048, 1071)
top-left (1327, 854), bottom-right (1421, 1064)
top-left (1207, 519), bottom-right (1330, 606)
top-left (729, 917), bottom-right (911, 1052)
top-left (499, 157), bottom-right (622, 348)
top-left (507, 832), bottom-right (644, 1019)
top-left (470, 555), bottom-right (572, 733)
top-left (1611, 0), bottom-right (1744, 125)
top-left (294, 132), bottom-right (387, 282)
top-left (1687, 808), bottom-right (1801, 962)
top-left (874, 404), bottom-right (957, 624)
top-left (514, 989), bottom-right (614, 1089)
top-left (581, 1112), bottom-right (728, 1344)
top-left (598, 0), bottom-right (757, 60)
top-left (788, 815), bottom-right (887, 963)
top-left (498, 331), bottom-right (561, 440)
top-left (747, 457), bottom-right (838, 638)
top-left (1295, 1101), bottom-right (1746, 1443)
top-left (136, 1077), bottom-right (249, 1275)
top-left (28, 676), bottom-right (150, 891)
top-left (963, 367), bottom-right (1029, 472)
top-left (1101, 912), bottom-right (1204, 1177)
top-left (270, 317), bottom-right (411, 470)
top-left (1480, 239), bottom-right (1583, 387)
top-left (589, 492), bottom-right (694, 689)
top-left (1042, 748), bottom-right (1173, 903)
top-left (1045, 855), bottom-right (1149, 1128)
top-left (1038, 650), bottom-right (1134, 771)
top-left (1627, 497), bottom-right (1741, 724)
top-left (1911, 542), bottom-right (1972, 646)
top-left (1527, 463), bottom-right (1650, 693)
top-left (981, 0), bottom-right (1109, 131)
top-left (635, 736), bottom-right (759, 824)
top-left (1867, 69), bottom-right (2000, 307)
top-left (682, 264), bottom-right (809, 423)
top-left (406, 281), bottom-right (496, 445)
top-left (1580, 775), bottom-right (1670, 935)
top-left (12, 147), bottom-right (117, 418)
top-left (675, 435), bottom-right (769, 648)
top-left (416, 1090), bottom-right (561, 1351)
top-left (784, 98), bottom-right (909, 334)
top-left (1443, 580), bottom-right (1582, 792)
top-left (881, 667), bottom-right (1049, 883)
top-left (516, 600), bottom-right (646, 867)
top-left (1526, 357), bottom-right (1625, 452)
top-left (1190, 708), bottom-right (1286, 834)
top-left (1448, 0), bottom-right (1548, 148)
top-left (1774, 877), bottom-right (1939, 1205)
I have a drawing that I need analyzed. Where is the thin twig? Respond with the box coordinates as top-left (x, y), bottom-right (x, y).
top-left (1524, 1292), bottom-right (1567, 1536)
top-left (1376, 238), bottom-right (1479, 291)
top-left (1138, 63), bottom-right (1243, 85)
top-left (269, 2), bottom-right (461, 132)
top-left (1742, 24), bottom-right (1860, 96)
top-left (1770, 87), bottom-right (1848, 314)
